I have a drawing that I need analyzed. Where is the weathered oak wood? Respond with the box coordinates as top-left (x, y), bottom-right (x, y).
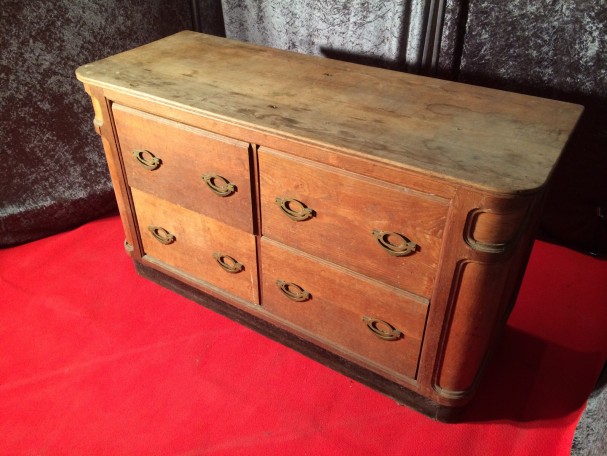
top-left (260, 237), bottom-right (428, 380)
top-left (77, 30), bottom-right (582, 194)
top-left (77, 31), bottom-right (583, 419)
top-left (132, 188), bottom-right (259, 304)
top-left (114, 104), bottom-right (255, 233)
top-left (258, 147), bottom-right (449, 297)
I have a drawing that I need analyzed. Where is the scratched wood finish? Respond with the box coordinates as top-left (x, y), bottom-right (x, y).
top-left (258, 147), bottom-right (449, 297)
top-left (76, 31), bottom-right (582, 194)
top-left (260, 237), bottom-right (428, 380)
top-left (131, 188), bottom-right (259, 304)
top-left (83, 85), bottom-right (141, 255)
top-left (113, 104), bottom-right (255, 233)
top-left (98, 87), bottom-right (460, 199)
top-left (76, 32), bottom-right (584, 418)
top-left (436, 259), bottom-right (511, 393)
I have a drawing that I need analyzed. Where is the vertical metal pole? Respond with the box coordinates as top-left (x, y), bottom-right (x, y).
top-left (420, 0), bottom-right (447, 76)
top-left (191, 0), bottom-right (201, 32)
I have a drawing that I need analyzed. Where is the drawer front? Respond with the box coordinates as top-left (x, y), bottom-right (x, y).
top-left (132, 188), bottom-right (259, 304)
top-left (113, 104), bottom-right (254, 233)
top-left (260, 237), bottom-right (428, 379)
top-left (258, 148), bottom-right (449, 297)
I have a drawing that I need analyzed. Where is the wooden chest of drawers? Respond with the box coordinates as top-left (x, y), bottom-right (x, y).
top-left (76, 31), bottom-right (582, 420)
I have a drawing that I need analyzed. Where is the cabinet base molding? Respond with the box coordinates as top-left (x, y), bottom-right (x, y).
top-left (134, 260), bottom-right (458, 422)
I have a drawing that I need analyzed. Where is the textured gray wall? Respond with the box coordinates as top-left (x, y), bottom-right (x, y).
top-left (221, 0), bottom-right (429, 71)
top-left (437, 0), bottom-right (466, 77)
top-left (459, 0), bottom-right (606, 97)
top-left (458, 0), bottom-right (607, 256)
top-left (0, 0), bottom-right (191, 246)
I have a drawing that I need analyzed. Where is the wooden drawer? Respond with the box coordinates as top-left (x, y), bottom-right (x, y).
top-left (260, 237), bottom-right (428, 379)
top-left (131, 188), bottom-right (259, 304)
top-left (113, 104), bottom-right (254, 233)
top-left (258, 148), bottom-right (449, 297)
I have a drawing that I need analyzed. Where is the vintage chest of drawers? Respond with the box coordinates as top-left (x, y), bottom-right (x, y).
top-left (76, 31), bottom-right (582, 420)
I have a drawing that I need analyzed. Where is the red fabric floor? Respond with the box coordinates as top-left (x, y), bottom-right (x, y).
top-left (1, 215), bottom-right (606, 455)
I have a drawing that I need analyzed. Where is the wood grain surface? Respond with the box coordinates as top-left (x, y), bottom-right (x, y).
top-left (113, 104), bottom-right (255, 233)
top-left (258, 147), bottom-right (449, 297)
top-left (76, 31), bottom-right (583, 194)
top-left (131, 188), bottom-right (259, 304)
top-left (260, 237), bottom-right (428, 380)
top-left (77, 31), bottom-right (585, 414)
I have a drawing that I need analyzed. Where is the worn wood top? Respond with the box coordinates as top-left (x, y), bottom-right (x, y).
top-left (76, 31), bottom-right (583, 194)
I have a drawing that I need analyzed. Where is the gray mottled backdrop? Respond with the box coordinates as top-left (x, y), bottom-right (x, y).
top-left (1, 0), bottom-right (605, 451)
top-left (460, 0), bottom-right (606, 97)
top-left (221, 0), bottom-right (426, 71)
top-left (0, 0), bottom-right (191, 246)
top-left (458, 0), bottom-right (607, 257)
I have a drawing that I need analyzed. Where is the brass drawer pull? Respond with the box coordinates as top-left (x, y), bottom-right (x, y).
top-left (371, 229), bottom-right (417, 256)
top-left (276, 279), bottom-right (311, 302)
top-left (363, 316), bottom-right (403, 341)
top-left (148, 225), bottom-right (175, 245)
top-left (133, 150), bottom-right (161, 170)
top-left (213, 252), bottom-right (243, 273)
top-left (275, 197), bottom-right (314, 221)
top-left (202, 174), bottom-right (236, 197)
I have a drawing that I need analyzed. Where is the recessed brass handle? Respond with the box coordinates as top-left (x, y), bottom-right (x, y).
top-left (276, 279), bottom-right (311, 302)
top-left (363, 316), bottom-right (403, 341)
top-left (275, 197), bottom-right (314, 221)
top-left (371, 229), bottom-right (417, 256)
top-left (213, 252), bottom-right (243, 273)
top-left (148, 225), bottom-right (175, 245)
top-left (202, 174), bottom-right (236, 197)
top-left (133, 150), bottom-right (161, 170)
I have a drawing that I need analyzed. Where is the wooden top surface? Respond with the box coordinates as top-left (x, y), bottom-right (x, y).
top-left (76, 31), bottom-right (583, 194)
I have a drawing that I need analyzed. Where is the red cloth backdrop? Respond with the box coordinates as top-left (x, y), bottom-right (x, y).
top-left (1, 215), bottom-right (606, 455)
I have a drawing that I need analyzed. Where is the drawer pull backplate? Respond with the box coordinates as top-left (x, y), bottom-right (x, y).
top-left (202, 174), bottom-right (236, 197)
top-left (363, 316), bottom-right (403, 341)
top-left (148, 225), bottom-right (175, 245)
top-left (133, 150), bottom-right (161, 170)
top-left (276, 279), bottom-right (311, 302)
top-left (371, 229), bottom-right (417, 256)
top-left (275, 197), bottom-right (314, 221)
top-left (213, 252), bottom-right (244, 273)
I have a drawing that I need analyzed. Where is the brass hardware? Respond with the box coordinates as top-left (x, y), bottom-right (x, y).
top-left (276, 279), bottom-right (311, 302)
top-left (362, 316), bottom-right (403, 341)
top-left (124, 240), bottom-right (134, 253)
top-left (133, 150), bottom-right (161, 170)
top-left (371, 229), bottom-right (417, 256)
top-left (147, 225), bottom-right (175, 245)
top-left (275, 197), bottom-right (314, 221)
top-left (202, 174), bottom-right (236, 197)
top-left (213, 252), bottom-right (244, 273)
